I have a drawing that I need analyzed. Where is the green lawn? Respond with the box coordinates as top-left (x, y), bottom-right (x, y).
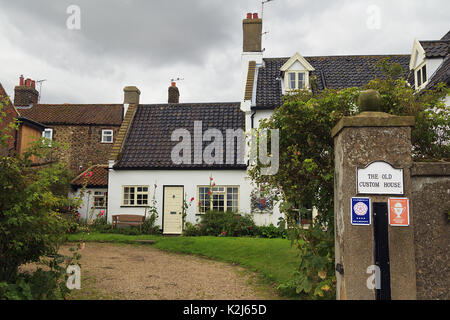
top-left (67, 232), bottom-right (300, 294)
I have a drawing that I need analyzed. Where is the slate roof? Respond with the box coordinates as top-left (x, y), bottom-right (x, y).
top-left (441, 31), bottom-right (450, 41)
top-left (71, 164), bottom-right (109, 188)
top-left (255, 55), bottom-right (411, 109)
top-left (115, 103), bottom-right (246, 170)
top-left (18, 104), bottom-right (123, 126)
top-left (419, 40), bottom-right (450, 58)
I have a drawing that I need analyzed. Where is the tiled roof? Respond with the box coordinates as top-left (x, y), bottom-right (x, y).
top-left (419, 40), bottom-right (450, 58)
top-left (255, 55), bottom-right (411, 109)
top-left (18, 104), bottom-right (123, 126)
top-left (426, 55), bottom-right (450, 89)
top-left (115, 103), bottom-right (246, 170)
top-left (441, 30), bottom-right (450, 41)
top-left (71, 164), bottom-right (108, 187)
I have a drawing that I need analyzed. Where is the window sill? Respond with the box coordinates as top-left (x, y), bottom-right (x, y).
top-left (120, 205), bottom-right (149, 208)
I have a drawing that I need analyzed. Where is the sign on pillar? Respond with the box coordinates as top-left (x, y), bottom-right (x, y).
top-left (351, 197), bottom-right (371, 225)
top-left (388, 198), bottom-right (410, 226)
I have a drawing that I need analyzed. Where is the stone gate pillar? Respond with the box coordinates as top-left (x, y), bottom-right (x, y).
top-left (332, 90), bottom-right (417, 300)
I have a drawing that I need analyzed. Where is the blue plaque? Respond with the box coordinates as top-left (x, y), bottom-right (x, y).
top-left (351, 197), bottom-right (371, 225)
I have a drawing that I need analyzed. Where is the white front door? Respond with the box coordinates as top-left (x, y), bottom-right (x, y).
top-left (163, 186), bottom-right (184, 235)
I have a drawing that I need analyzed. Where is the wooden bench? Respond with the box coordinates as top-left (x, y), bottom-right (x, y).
top-left (112, 215), bottom-right (145, 232)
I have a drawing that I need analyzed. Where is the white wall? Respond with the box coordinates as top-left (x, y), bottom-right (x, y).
top-left (252, 110), bottom-right (273, 129)
top-left (107, 169), bottom-right (283, 230)
top-left (69, 188), bottom-right (107, 222)
top-left (426, 58), bottom-right (444, 80)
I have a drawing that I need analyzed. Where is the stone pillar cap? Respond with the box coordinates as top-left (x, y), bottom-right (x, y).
top-left (331, 111), bottom-right (415, 138)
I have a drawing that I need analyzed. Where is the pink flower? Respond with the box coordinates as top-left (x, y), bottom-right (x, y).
top-left (88, 171), bottom-right (93, 177)
top-left (190, 197), bottom-right (194, 202)
top-left (222, 231), bottom-right (226, 235)
top-left (83, 172), bottom-right (87, 177)
top-left (210, 177), bottom-right (213, 181)
top-left (212, 182), bottom-right (216, 187)
top-left (100, 210), bottom-right (105, 214)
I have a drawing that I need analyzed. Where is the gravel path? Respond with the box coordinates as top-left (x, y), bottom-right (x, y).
top-left (62, 242), bottom-right (277, 300)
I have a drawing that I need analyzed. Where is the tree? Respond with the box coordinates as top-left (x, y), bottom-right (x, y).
top-left (0, 98), bottom-right (79, 299)
top-left (248, 60), bottom-right (449, 298)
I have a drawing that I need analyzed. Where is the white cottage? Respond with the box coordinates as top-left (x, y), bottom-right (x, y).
top-left (70, 164), bottom-right (108, 222)
top-left (107, 12), bottom-right (449, 235)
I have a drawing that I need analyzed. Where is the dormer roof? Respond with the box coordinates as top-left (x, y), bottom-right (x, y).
top-left (280, 52), bottom-right (315, 72)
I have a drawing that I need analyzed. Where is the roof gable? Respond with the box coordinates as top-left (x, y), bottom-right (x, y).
top-left (410, 39), bottom-right (426, 70)
top-left (280, 52), bottom-right (315, 72)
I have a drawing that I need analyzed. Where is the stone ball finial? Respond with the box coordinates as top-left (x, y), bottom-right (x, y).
top-left (358, 89), bottom-right (382, 112)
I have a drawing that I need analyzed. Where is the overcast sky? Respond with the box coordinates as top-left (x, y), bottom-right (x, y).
top-left (0, 0), bottom-right (448, 104)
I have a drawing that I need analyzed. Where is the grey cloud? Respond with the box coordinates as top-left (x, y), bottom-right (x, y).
top-left (0, 0), bottom-right (449, 104)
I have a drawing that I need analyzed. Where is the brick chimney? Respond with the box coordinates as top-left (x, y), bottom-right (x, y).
top-left (123, 86), bottom-right (141, 104)
top-left (243, 12), bottom-right (262, 52)
top-left (14, 75), bottom-right (39, 106)
top-left (168, 82), bottom-right (179, 104)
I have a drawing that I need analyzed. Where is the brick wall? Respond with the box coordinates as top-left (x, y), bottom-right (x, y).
top-left (49, 124), bottom-right (120, 174)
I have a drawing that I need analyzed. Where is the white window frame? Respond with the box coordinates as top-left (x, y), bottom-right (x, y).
top-left (122, 185), bottom-right (149, 206)
top-left (197, 185), bottom-right (240, 213)
top-left (101, 129), bottom-right (114, 143)
top-left (93, 191), bottom-right (107, 208)
top-left (285, 71), bottom-right (308, 91)
top-left (415, 62), bottom-right (428, 90)
top-left (42, 128), bottom-right (53, 146)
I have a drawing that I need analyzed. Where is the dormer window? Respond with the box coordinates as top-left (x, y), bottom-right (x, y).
top-left (287, 71), bottom-right (306, 90)
top-left (280, 53), bottom-right (315, 93)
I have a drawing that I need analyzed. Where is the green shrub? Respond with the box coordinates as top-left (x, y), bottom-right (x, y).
top-left (183, 222), bottom-right (201, 236)
top-left (142, 213), bottom-right (160, 235)
top-left (192, 211), bottom-right (256, 237)
top-left (255, 223), bottom-right (287, 239)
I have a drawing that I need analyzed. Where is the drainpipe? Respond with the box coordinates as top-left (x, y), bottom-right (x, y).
top-left (251, 110), bottom-right (256, 129)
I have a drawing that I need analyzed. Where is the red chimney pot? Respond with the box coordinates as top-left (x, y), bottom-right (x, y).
top-left (19, 75), bottom-right (24, 86)
top-left (253, 13), bottom-right (258, 19)
top-left (171, 82), bottom-right (176, 87)
top-left (31, 80), bottom-right (36, 89)
top-left (247, 13), bottom-right (252, 19)
top-left (25, 78), bottom-right (31, 86)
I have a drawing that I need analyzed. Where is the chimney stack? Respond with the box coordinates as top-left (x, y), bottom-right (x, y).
top-left (243, 12), bottom-right (262, 52)
top-left (123, 86), bottom-right (141, 104)
top-left (14, 75), bottom-right (39, 107)
top-left (168, 82), bottom-right (180, 104)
